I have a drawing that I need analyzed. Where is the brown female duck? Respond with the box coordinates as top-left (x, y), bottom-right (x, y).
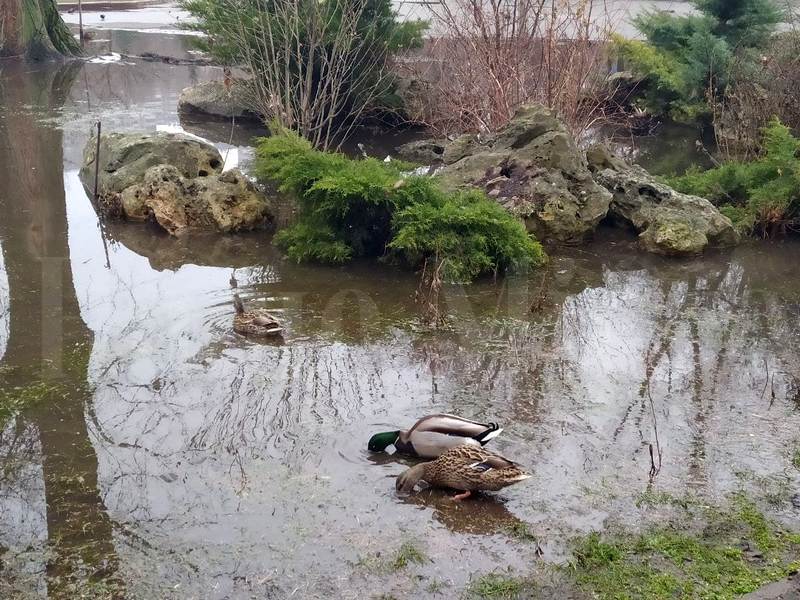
top-left (395, 444), bottom-right (531, 501)
top-left (233, 294), bottom-right (282, 337)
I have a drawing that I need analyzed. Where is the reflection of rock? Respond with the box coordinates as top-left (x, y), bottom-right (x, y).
top-left (80, 131), bottom-right (224, 196)
top-left (80, 132), bottom-right (273, 236)
top-left (117, 165), bottom-right (273, 235)
top-left (178, 80), bottom-right (261, 120)
top-left (587, 145), bottom-right (740, 256)
top-left (437, 105), bottom-right (612, 243)
top-left (103, 221), bottom-right (279, 271)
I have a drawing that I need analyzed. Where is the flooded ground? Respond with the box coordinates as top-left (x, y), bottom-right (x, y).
top-left (1, 30), bottom-right (800, 600)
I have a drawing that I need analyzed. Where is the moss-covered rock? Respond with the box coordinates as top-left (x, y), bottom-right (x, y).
top-left (395, 138), bottom-right (446, 164)
top-left (79, 131), bottom-right (273, 236)
top-left (436, 105), bottom-right (612, 243)
top-left (118, 165), bottom-right (273, 236)
top-left (79, 131), bottom-right (224, 197)
top-left (588, 144), bottom-right (740, 256)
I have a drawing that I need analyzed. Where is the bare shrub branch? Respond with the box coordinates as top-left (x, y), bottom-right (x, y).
top-left (202, 0), bottom-right (402, 150)
top-left (399, 0), bottom-right (619, 138)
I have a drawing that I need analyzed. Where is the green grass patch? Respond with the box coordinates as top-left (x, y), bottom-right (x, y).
top-left (355, 540), bottom-right (427, 574)
top-left (792, 445), bottom-right (800, 470)
top-left (571, 496), bottom-right (800, 599)
top-left (467, 573), bottom-right (526, 599)
top-left (505, 522), bottom-right (538, 543)
top-left (634, 490), bottom-right (701, 510)
top-left (390, 541), bottom-right (427, 570)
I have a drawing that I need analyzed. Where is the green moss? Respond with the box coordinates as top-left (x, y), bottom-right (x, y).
top-left (0, 381), bottom-right (62, 425)
top-left (390, 541), bottom-right (427, 571)
top-left (467, 573), bottom-right (526, 599)
top-left (572, 497), bottom-right (800, 599)
top-left (504, 522), bottom-right (539, 543)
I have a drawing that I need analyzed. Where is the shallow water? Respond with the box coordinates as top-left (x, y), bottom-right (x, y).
top-left (1, 50), bottom-right (800, 599)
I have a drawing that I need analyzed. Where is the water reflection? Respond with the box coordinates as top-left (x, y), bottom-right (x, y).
top-left (0, 61), bottom-right (121, 597)
top-left (0, 54), bottom-right (799, 599)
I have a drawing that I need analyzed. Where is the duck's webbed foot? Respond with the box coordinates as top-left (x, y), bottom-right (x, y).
top-left (451, 490), bottom-right (472, 502)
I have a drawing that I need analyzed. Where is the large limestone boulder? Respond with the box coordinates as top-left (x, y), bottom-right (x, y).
top-left (79, 131), bottom-right (224, 197)
top-left (436, 105), bottom-right (612, 243)
top-left (114, 165), bottom-right (272, 236)
top-left (80, 131), bottom-right (273, 236)
top-left (178, 80), bottom-right (260, 120)
top-left (587, 145), bottom-right (740, 256)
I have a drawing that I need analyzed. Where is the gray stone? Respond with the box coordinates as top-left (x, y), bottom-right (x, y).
top-left (587, 144), bottom-right (740, 256)
top-left (741, 574), bottom-right (800, 599)
top-left (178, 80), bottom-right (260, 120)
top-left (395, 138), bottom-right (446, 164)
top-left (79, 131), bottom-right (224, 198)
top-left (436, 104), bottom-right (612, 243)
top-left (119, 165), bottom-right (272, 236)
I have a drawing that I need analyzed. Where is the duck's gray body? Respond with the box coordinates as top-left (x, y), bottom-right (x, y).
top-left (393, 414), bottom-right (503, 458)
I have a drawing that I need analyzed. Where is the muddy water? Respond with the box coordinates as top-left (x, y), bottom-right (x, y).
top-left (1, 52), bottom-right (800, 600)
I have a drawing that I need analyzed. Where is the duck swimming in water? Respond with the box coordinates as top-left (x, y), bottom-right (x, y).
top-left (395, 444), bottom-right (531, 501)
top-left (368, 414), bottom-right (503, 458)
top-left (232, 294), bottom-right (283, 337)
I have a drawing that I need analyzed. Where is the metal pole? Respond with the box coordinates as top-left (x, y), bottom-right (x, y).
top-left (78, 0), bottom-right (84, 46)
top-left (93, 121), bottom-right (101, 201)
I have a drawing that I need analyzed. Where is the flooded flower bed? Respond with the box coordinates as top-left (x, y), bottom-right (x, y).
top-left (1, 46), bottom-right (799, 599)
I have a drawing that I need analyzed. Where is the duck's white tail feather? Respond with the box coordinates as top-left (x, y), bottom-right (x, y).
top-left (480, 427), bottom-right (503, 443)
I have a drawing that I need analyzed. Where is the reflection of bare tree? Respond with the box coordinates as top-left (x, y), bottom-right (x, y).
top-left (0, 60), bottom-right (121, 596)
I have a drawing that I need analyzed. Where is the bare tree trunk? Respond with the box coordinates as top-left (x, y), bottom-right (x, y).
top-left (0, 0), bottom-right (80, 59)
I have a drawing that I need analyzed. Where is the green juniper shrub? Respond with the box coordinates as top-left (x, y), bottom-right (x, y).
top-left (255, 130), bottom-right (545, 281)
top-left (389, 189), bottom-right (545, 282)
top-left (616, 0), bottom-right (783, 120)
top-left (668, 119), bottom-right (800, 235)
top-left (257, 130), bottom-right (417, 261)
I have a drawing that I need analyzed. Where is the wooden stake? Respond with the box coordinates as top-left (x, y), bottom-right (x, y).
top-left (93, 121), bottom-right (101, 201)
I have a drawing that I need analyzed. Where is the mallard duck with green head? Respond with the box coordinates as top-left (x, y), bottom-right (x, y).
top-left (395, 444), bottom-right (531, 501)
top-left (233, 294), bottom-right (283, 337)
top-left (367, 414), bottom-right (503, 458)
